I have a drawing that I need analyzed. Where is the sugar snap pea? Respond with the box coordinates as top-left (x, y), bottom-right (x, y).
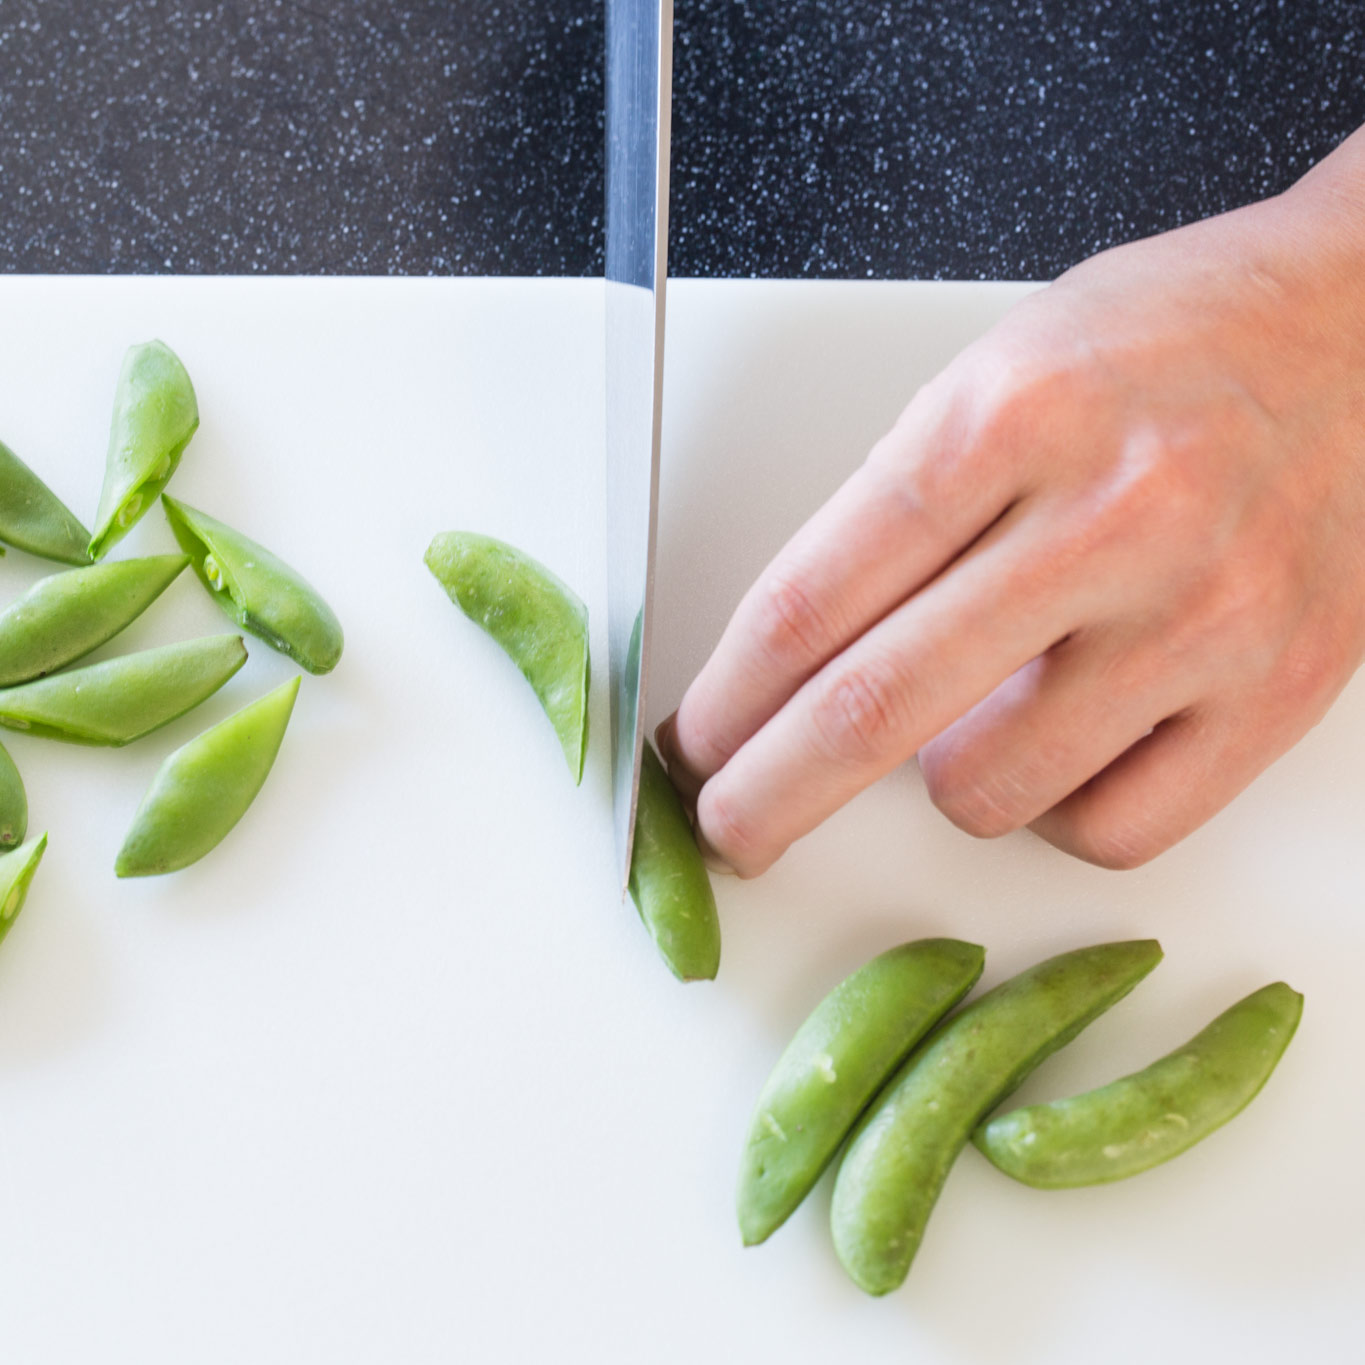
top-left (0, 554), bottom-right (190, 687)
top-left (161, 495), bottom-right (344, 675)
top-left (116, 675), bottom-right (301, 876)
top-left (973, 981), bottom-right (1303, 1188)
top-left (831, 939), bottom-right (1163, 1295)
top-left (0, 739), bottom-right (26, 848)
top-left (89, 340), bottom-right (198, 560)
top-left (0, 634), bottom-right (246, 745)
top-left (1, 438), bottom-right (92, 566)
top-left (0, 833), bottom-right (46, 949)
top-left (425, 531), bottom-right (588, 783)
top-left (629, 741), bottom-right (720, 982)
top-left (737, 938), bottom-right (985, 1246)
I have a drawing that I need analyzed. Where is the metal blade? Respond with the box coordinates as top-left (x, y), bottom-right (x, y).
top-left (605, 0), bottom-right (672, 891)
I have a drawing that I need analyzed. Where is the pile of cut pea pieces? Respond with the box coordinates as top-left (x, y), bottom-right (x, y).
top-left (1, 339), bottom-right (343, 939)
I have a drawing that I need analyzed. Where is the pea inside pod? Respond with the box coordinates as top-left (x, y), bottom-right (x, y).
top-left (974, 981), bottom-right (1303, 1188)
top-left (1, 438), bottom-right (92, 566)
top-left (0, 833), bottom-right (46, 949)
top-left (0, 739), bottom-right (26, 848)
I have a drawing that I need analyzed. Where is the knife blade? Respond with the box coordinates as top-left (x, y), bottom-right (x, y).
top-left (605, 0), bottom-right (673, 891)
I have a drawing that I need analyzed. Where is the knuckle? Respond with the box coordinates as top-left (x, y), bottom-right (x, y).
top-left (920, 745), bottom-right (1028, 840)
top-left (696, 785), bottom-right (761, 875)
top-left (749, 569), bottom-right (840, 675)
top-left (809, 660), bottom-right (911, 765)
top-left (1066, 812), bottom-right (1163, 872)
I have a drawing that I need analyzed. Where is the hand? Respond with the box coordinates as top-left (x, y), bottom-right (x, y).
top-left (660, 127), bottom-right (1365, 877)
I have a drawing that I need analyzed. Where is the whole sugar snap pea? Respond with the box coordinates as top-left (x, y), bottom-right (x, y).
top-left (0, 554), bottom-right (190, 687)
top-left (0, 740), bottom-right (26, 848)
top-left (1, 439), bottom-right (92, 566)
top-left (737, 938), bottom-right (985, 1247)
top-left (0, 833), bottom-right (46, 949)
top-left (974, 981), bottom-right (1303, 1188)
top-left (0, 634), bottom-right (246, 745)
top-left (89, 340), bottom-right (198, 560)
top-left (831, 939), bottom-right (1163, 1295)
top-left (629, 741), bottom-right (720, 982)
top-left (116, 674), bottom-right (300, 876)
top-left (162, 495), bottom-right (343, 675)
top-left (425, 531), bottom-right (588, 783)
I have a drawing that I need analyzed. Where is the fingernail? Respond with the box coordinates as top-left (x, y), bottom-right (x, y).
top-left (654, 711), bottom-right (678, 760)
top-left (694, 825), bottom-right (738, 877)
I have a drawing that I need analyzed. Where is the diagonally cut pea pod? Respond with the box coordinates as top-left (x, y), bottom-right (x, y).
top-left (0, 554), bottom-right (190, 687)
top-left (89, 340), bottom-right (198, 560)
top-left (116, 675), bottom-right (301, 877)
top-left (162, 495), bottom-right (343, 675)
top-left (0, 634), bottom-right (246, 746)
top-left (0, 833), bottom-right (46, 949)
top-left (1, 438), bottom-right (92, 566)
top-left (424, 531), bottom-right (588, 783)
top-left (0, 739), bottom-right (26, 848)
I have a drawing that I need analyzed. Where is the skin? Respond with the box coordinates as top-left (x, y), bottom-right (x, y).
top-left (660, 126), bottom-right (1365, 876)
top-left (974, 980), bottom-right (1303, 1188)
top-left (425, 532), bottom-right (589, 783)
top-left (0, 634), bottom-right (246, 745)
top-left (0, 739), bottom-right (26, 848)
top-left (0, 439), bottom-right (91, 566)
top-left (163, 495), bottom-right (344, 675)
top-left (0, 833), bottom-right (46, 948)
top-left (0, 554), bottom-right (190, 687)
top-left (831, 939), bottom-right (1162, 1295)
top-left (629, 741), bottom-right (720, 981)
top-left (89, 339), bottom-right (199, 561)
top-left (116, 675), bottom-right (301, 877)
top-left (737, 937), bottom-right (984, 1246)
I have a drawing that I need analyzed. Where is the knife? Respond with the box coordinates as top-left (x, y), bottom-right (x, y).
top-left (605, 0), bottom-right (673, 890)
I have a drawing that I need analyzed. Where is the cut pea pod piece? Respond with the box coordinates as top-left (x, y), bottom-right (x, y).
top-left (1, 438), bottom-right (92, 566)
top-left (629, 741), bottom-right (720, 982)
top-left (0, 739), bottom-right (26, 848)
top-left (0, 833), bottom-right (46, 950)
top-left (831, 939), bottom-right (1163, 1295)
top-left (116, 675), bottom-right (301, 877)
top-left (162, 495), bottom-right (344, 675)
top-left (0, 634), bottom-right (246, 746)
top-left (0, 554), bottom-right (190, 687)
top-left (737, 938), bottom-right (985, 1247)
top-left (89, 340), bottom-right (198, 560)
top-left (973, 981), bottom-right (1303, 1188)
top-left (424, 531), bottom-right (588, 783)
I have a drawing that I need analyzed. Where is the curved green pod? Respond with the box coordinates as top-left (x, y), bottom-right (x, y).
top-left (0, 740), bottom-right (26, 848)
top-left (89, 340), bottom-right (198, 560)
top-left (424, 531), bottom-right (588, 783)
top-left (629, 741), bottom-right (720, 982)
top-left (0, 833), bottom-right (46, 949)
top-left (973, 981), bottom-right (1303, 1188)
top-left (1, 438), bottom-right (92, 565)
top-left (0, 634), bottom-right (246, 745)
top-left (116, 675), bottom-right (300, 877)
top-left (161, 495), bottom-right (344, 675)
top-left (737, 938), bottom-right (985, 1247)
top-left (831, 939), bottom-right (1163, 1295)
top-left (0, 554), bottom-right (190, 687)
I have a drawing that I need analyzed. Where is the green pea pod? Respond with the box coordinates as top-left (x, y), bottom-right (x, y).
top-left (629, 741), bottom-right (720, 982)
top-left (424, 531), bottom-right (588, 783)
top-left (0, 554), bottom-right (190, 687)
top-left (737, 938), bottom-right (985, 1247)
top-left (0, 634), bottom-right (246, 746)
top-left (973, 981), bottom-right (1303, 1188)
top-left (0, 740), bottom-right (26, 848)
top-left (116, 675), bottom-right (301, 877)
top-left (89, 340), bottom-right (198, 560)
top-left (0, 833), bottom-right (46, 949)
top-left (831, 939), bottom-right (1163, 1295)
top-left (1, 439), bottom-right (92, 566)
top-left (161, 495), bottom-right (343, 675)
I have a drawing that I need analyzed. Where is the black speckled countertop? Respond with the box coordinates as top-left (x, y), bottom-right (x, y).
top-left (0, 0), bottom-right (1361, 279)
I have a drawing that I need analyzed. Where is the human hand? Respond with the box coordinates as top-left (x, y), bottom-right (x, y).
top-left (660, 127), bottom-right (1365, 876)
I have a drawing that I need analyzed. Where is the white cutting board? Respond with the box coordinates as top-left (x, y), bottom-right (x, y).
top-left (0, 277), bottom-right (1359, 1364)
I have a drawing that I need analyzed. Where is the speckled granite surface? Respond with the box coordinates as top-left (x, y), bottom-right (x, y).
top-left (1, 0), bottom-right (1361, 278)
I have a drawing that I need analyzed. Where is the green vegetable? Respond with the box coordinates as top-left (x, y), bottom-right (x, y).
top-left (973, 981), bottom-right (1303, 1188)
top-left (0, 635), bottom-right (246, 745)
top-left (161, 495), bottom-right (343, 675)
top-left (89, 340), bottom-right (198, 560)
top-left (737, 938), bottom-right (985, 1246)
top-left (425, 531), bottom-right (588, 783)
top-left (1, 438), bottom-right (92, 565)
top-left (116, 675), bottom-right (301, 876)
top-left (0, 739), bottom-right (26, 848)
top-left (628, 741), bottom-right (720, 982)
top-left (831, 939), bottom-right (1163, 1295)
top-left (0, 554), bottom-right (190, 687)
top-left (0, 833), bottom-right (46, 948)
